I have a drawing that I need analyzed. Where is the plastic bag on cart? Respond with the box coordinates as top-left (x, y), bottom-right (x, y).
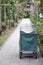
top-left (20, 18), bottom-right (35, 33)
top-left (20, 18), bottom-right (34, 33)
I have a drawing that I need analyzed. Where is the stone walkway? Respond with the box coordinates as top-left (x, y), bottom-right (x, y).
top-left (0, 21), bottom-right (41, 65)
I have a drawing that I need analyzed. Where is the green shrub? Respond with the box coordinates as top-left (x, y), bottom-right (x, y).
top-left (39, 35), bottom-right (43, 44)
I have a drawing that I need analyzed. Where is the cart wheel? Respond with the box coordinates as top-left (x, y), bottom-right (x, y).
top-left (35, 55), bottom-right (37, 59)
top-left (20, 52), bottom-right (22, 59)
top-left (34, 53), bottom-right (37, 59)
top-left (33, 52), bottom-right (37, 59)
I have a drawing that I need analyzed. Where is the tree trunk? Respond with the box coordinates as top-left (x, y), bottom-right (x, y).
top-left (0, 0), bottom-right (1, 30)
top-left (8, 0), bottom-right (11, 29)
top-left (41, 0), bottom-right (43, 14)
top-left (0, 0), bottom-right (2, 35)
top-left (4, 4), bottom-right (6, 23)
top-left (4, 0), bottom-right (6, 24)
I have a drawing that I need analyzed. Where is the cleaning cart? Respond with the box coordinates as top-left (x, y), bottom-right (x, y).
top-left (19, 19), bottom-right (37, 59)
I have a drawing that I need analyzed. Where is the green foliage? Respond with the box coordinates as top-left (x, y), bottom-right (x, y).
top-left (1, 6), bottom-right (4, 21)
top-left (39, 35), bottom-right (43, 43)
top-left (1, 0), bottom-right (28, 20)
top-left (30, 11), bottom-right (36, 23)
top-left (30, 11), bottom-right (43, 46)
top-left (39, 18), bottom-right (43, 22)
top-left (19, 8), bottom-right (26, 18)
top-left (20, 0), bottom-right (26, 2)
top-left (1, 0), bottom-right (15, 21)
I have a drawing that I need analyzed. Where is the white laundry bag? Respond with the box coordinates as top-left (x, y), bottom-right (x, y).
top-left (20, 18), bottom-right (34, 33)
